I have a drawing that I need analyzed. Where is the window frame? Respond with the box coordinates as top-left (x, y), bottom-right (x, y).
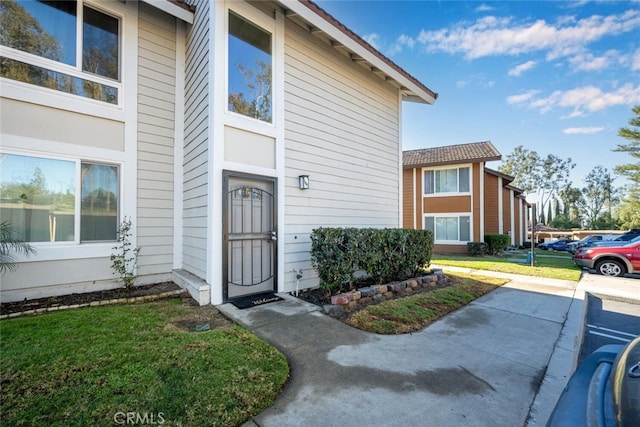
top-left (424, 213), bottom-right (472, 244)
top-left (423, 164), bottom-right (472, 196)
top-left (224, 2), bottom-right (276, 134)
top-left (0, 0), bottom-right (126, 119)
top-left (0, 151), bottom-right (121, 245)
top-left (0, 144), bottom-right (126, 263)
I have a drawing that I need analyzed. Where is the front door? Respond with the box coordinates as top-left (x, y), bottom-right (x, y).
top-left (223, 172), bottom-right (277, 301)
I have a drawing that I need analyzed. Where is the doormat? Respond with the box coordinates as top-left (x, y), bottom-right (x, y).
top-left (230, 292), bottom-right (284, 309)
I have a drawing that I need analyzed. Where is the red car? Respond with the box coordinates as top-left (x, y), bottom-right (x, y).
top-left (573, 242), bottom-right (640, 277)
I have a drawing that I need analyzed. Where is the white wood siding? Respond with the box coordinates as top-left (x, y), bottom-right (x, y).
top-left (182, 0), bottom-right (211, 278)
top-left (282, 19), bottom-right (401, 290)
top-left (136, 4), bottom-right (177, 277)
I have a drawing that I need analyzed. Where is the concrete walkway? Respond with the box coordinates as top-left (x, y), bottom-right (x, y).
top-left (217, 269), bottom-right (640, 427)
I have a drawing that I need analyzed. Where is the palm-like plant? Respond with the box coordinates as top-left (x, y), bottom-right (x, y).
top-left (0, 221), bottom-right (36, 275)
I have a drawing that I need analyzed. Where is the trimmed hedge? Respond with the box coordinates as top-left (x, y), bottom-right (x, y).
top-left (484, 234), bottom-right (511, 255)
top-left (467, 242), bottom-right (488, 256)
top-left (310, 227), bottom-right (433, 294)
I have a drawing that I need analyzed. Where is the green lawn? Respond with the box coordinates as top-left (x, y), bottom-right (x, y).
top-left (347, 272), bottom-right (508, 334)
top-left (432, 250), bottom-right (582, 282)
top-left (0, 298), bottom-right (288, 426)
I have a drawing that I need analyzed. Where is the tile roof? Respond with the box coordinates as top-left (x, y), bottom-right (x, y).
top-left (403, 141), bottom-right (501, 168)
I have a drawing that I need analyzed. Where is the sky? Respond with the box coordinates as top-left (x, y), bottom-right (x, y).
top-left (315, 0), bottom-right (640, 194)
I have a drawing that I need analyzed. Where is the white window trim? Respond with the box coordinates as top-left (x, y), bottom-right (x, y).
top-left (422, 163), bottom-right (473, 197)
top-left (224, 0), bottom-right (277, 137)
top-left (1, 136), bottom-right (130, 263)
top-left (424, 212), bottom-right (473, 244)
top-left (0, 0), bottom-right (128, 121)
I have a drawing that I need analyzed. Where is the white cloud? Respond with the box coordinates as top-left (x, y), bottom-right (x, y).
top-left (508, 60), bottom-right (537, 76)
top-left (506, 89), bottom-right (541, 104)
top-left (563, 126), bottom-right (605, 134)
top-left (388, 34), bottom-right (415, 56)
top-left (516, 83), bottom-right (640, 115)
top-left (475, 4), bottom-right (494, 13)
top-left (416, 9), bottom-right (640, 60)
top-left (568, 50), bottom-right (619, 72)
top-left (456, 74), bottom-right (495, 89)
top-left (363, 33), bottom-right (381, 50)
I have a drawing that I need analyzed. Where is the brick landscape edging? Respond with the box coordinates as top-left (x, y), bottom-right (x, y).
top-left (323, 269), bottom-right (447, 315)
top-left (0, 289), bottom-right (187, 320)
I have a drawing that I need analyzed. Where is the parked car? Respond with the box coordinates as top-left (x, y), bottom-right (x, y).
top-left (538, 239), bottom-right (573, 251)
top-left (547, 336), bottom-right (640, 427)
top-left (588, 235), bottom-right (640, 249)
top-left (567, 234), bottom-right (616, 254)
top-left (573, 241), bottom-right (640, 277)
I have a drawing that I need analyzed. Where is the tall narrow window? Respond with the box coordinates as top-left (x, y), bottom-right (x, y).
top-left (228, 11), bottom-right (272, 123)
top-left (81, 163), bottom-right (118, 241)
top-left (82, 5), bottom-right (119, 80)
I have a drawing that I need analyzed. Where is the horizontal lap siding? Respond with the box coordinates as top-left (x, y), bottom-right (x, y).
top-left (283, 20), bottom-right (400, 288)
top-left (137, 4), bottom-right (177, 276)
top-left (182, 0), bottom-right (210, 278)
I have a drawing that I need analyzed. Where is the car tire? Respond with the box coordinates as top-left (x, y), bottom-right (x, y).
top-left (595, 259), bottom-right (626, 277)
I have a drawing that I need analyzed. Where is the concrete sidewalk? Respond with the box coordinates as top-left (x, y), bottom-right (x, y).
top-left (218, 269), bottom-right (639, 427)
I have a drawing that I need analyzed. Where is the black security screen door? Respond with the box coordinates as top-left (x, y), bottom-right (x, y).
top-left (223, 173), bottom-right (276, 301)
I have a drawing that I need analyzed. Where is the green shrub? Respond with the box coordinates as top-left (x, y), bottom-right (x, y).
top-left (310, 227), bottom-right (433, 292)
top-left (484, 234), bottom-right (511, 255)
top-left (310, 227), bottom-right (359, 294)
top-left (466, 242), bottom-right (488, 256)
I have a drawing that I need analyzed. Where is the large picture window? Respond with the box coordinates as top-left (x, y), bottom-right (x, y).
top-left (0, 0), bottom-right (120, 104)
top-left (424, 215), bottom-right (471, 242)
top-left (227, 10), bottom-right (272, 123)
top-left (424, 167), bottom-right (470, 195)
top-left (0, 153), bottom-right (119, 243)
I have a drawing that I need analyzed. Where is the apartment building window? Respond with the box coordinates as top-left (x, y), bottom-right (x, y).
top-left (227, 10), bottom-right (272, 123)
top-left (424, 167), bottom-right (470, 194)
top-left (0, 0), bottom-right (120, 104)
top-left (0, 153), bottom-right (119, 243)
top-left (424, 215), bottom-right (471, 242)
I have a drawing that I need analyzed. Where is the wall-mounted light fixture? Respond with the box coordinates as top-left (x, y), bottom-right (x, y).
top-left (298, 175), bottom-right (310, 190)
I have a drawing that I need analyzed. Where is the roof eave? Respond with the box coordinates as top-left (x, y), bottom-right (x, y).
top-left (144, 0), bottom-right (195, 23)
top-left (280, 0), bottom-right (438, 104)
top-left (403, 155), bottom-right (502, 169)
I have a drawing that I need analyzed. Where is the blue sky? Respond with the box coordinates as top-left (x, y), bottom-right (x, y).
top-left (315, 0), bottom-right (640, 193)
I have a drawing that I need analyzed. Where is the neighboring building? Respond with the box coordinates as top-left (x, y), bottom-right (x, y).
top-left (402, 141), bottom-right (528, 254)
top-left (0, 0), bottom-right (437, 304)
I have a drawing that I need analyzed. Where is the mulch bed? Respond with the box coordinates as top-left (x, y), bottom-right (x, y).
top-left (0, 282), bottom-right (188, 317)
top-left (295, 276), bottom-right (453, 320)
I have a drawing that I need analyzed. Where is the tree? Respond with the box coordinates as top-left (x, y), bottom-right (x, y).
top-left (578, 166), bottom-right (617, 229)
top-left (549, 214), bottom-right (580, 230)
top-left (559, 185), bottom-right (583, 222)
top-left (613, 105), bottom-right (640, 228)
top-left (499, 146), bottom-right (575, 223)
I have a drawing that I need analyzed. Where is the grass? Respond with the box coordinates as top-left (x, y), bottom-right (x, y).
top-left (432, 249), bottom-right (582, 282)
top-left (347, 273), bottom-right (509, 334)
top-left (0, 298), bottom-right (289, 426)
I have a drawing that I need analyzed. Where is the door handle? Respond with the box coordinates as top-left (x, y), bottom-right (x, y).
top-left (270, 231), bottom-right (277, 242)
